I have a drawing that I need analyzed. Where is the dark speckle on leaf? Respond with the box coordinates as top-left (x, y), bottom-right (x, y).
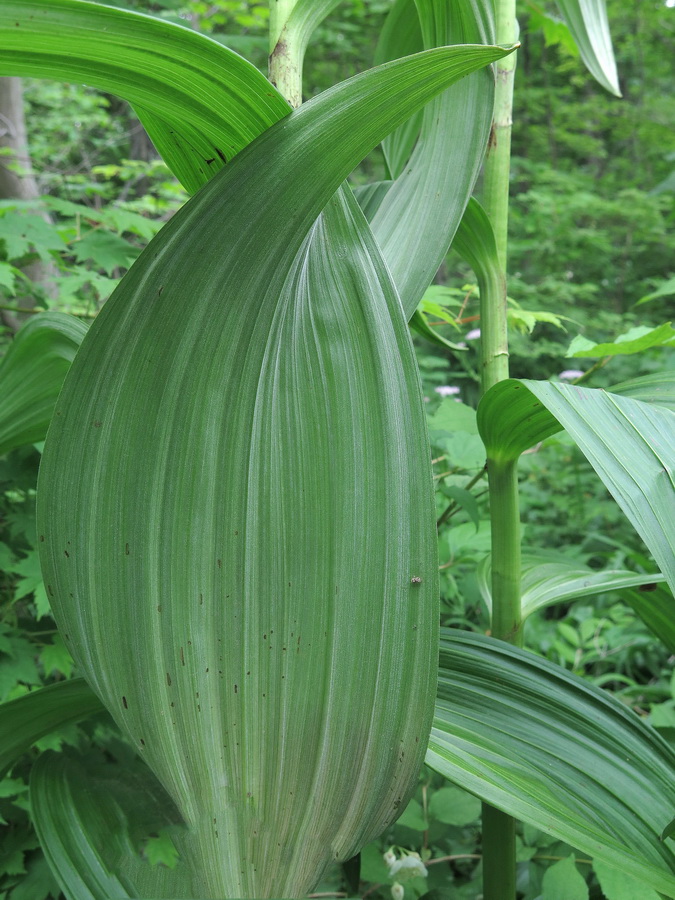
top-left (122, 696), bottom-right (128, 709)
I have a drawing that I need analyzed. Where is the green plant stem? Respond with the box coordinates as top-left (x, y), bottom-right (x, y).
top-left (268, 0), bottom-right (303, 108)
top-left (479, 3), bottom-right (520, 899)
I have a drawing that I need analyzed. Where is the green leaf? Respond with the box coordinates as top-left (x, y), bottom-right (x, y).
top-left (397, 798), bottom-right (428, 831)
top-left (528, 9), bottom-right (579, 56)
top-left (428, 786), bottom-right (480, 826)
top-left (410, 309), bottom-right (468, 352)
top-left (429, 399), bottom-right (479, 435)
top-left (567, 323), bottom-right (675, 357)
top-left (477, 381), bottom-right (675, 596)
top-left (0, 0), bottom-right (292, 194)
top-left (439, 486), bottom-right (481, 531)
top-left (611, 372), bottom-right (675, 412)
top-left (0, 214), bottom-right (65, 262)
top-left (624, 585), bottom-right (675, 656)
top-left (593, 858), bottom-right (662, 900)
top-left (71, 230), bottom-right (141, 276)
top-left (477, 553), bottom-right (667, 619)
top-left (542, 855), bottom-right (589, 900)
top-left (40, 634), bottom-right (75, 679)
top-left (142, 831), bottom-right (179, 870)
top-left (636, 276), bottom-right (675, 307)
top-left (0, 312), bottom-right (88, 457)
top-left (368, 0), bottom-right (498, 317)
top-left (30, 752), bottom-right (191, 900)
top-left (554, 0), bottom-right (621, 96)
top-left (0, 261), bottom-right (18, 294)
top-left (0, 679), bottom-right (103, 778)
top-left (37, 40), bottom-right (513, 900)
top-left (427, 631), bottom-right (675, 898)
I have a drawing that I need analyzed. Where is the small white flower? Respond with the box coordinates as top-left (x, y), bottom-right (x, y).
top-left (434, 385), bottom-right (460, 397)
top-left (559, 369), bottom-right (584, 381)
top-left (383, 848), bottom-right (396, 867)
top-left (465, 328), bottom-right (481, 340)
top-left (388, 852), bottom-right (428, 881)
top-left (391, 882), bottom-right (405, 900)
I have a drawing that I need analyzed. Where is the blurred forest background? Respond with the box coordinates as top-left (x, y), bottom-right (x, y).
top-left (0, 2), bottom-right (674, 898)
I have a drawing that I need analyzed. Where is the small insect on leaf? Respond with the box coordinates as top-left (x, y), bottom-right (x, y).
top-left (411, 577), bottom-right (422, 584)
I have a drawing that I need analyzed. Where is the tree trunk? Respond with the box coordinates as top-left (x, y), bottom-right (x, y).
top-left (0, 76), bottom-right (57, 332)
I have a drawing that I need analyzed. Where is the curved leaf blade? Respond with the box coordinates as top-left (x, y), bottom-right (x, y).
top-left (610, 372), bottom-right (675, 412)
top-left (477, 381), bottom-right (675, 595)
top-left (0, 678), bottom-right (103, 779)
top-left (37, 44), bottom-right (512, 899)
top-left (554, 0), bottom-right (621, 96)
top-left (624, 585), bottom-right (675, 656)
top-left (477, 553), bottom-right (667, 619)
top-left (369, 0), bottom-right (498, 317)
top-left (427, 631), bottom-right (675, 897)
top-left (0, 0), bottom-right (291, 193)
top-left (0, 312), bottom-right (87, 456)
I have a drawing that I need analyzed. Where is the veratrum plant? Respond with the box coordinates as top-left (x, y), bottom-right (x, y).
top-left (1, 1), bottom-right (511, 897)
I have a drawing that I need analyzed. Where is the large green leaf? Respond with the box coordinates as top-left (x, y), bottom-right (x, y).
top-left (0, 0), bottom-right (291, 194)
top-left (368, 0), bottom-right (497, 317)
top-left (611, 371), bottom-right (675, 412)
top-left (0, 678), bottom-right (103, 779)
top-left (554, 0), bottom-right (621, 96)
top-left (0, 312), bottom-right (87, 456)
top-left (37, 42), bottom-right (513, 900)
top-left (624, 585), bottom-right (675, 656)
top-left (478, 381), bottom-right (675, 595)
top-left (477, 553), bottom-right (667, 619)
top-left (427, 631), bottom-right (675, 897)
top-left (30, 752), bottom-right (192, 900)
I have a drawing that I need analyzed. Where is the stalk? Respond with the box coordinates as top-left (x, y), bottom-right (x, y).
top-left (268, 0), bottom-right (303, 108)
top-left (479, 1), bottom-right (521, 898)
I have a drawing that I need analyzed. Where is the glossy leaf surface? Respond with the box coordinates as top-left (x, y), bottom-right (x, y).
top-left (37, 42), bottom-right (512, 900)
top-left (554, 0), bottom-right (621, 96)
top-left (427, 631), bottom-right (675, 897)
top-left (0, 312), bottom-right (87, 456)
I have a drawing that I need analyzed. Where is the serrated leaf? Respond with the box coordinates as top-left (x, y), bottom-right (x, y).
top-left (37, 39), bottom-right (512, 900)
top-left (0, 261), bottom-right (18, 294)
top-left (427, 631), bottom-right (675, 897)
top-left (0, 215), bottom-right (65, 262)
top-left (567, 324), bottom-right (675, 358)
top-left (40, 634), bottom-right (75, 679)
top-left (142, 831), bottom-right (179, 870)
top-left (72, 230), bottom-right (141, 275)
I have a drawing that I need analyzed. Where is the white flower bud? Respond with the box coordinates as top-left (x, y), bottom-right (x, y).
top-left (383, 848), bottom-right (397, 868)
top-left (388, 852), bottom-right (428, 882)
top-left (391, 881), bottom-right (405, 900)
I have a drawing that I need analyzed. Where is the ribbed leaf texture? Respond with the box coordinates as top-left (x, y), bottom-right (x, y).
top-left (36, 42), bottom-right (511, 900)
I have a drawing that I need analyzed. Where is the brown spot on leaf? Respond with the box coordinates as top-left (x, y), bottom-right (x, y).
top-left (122, 696), bottom-right (128, 709)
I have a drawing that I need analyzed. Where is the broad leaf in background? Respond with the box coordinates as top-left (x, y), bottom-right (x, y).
top-left (0, 312), bottom-right (87, 457)
top-left (30, 752), bottom-right (192, 900)
top-left (636, 276), bottom-right (675, 307)
top-left (369, 0), bottom-right (497, 317)
top-left (0, 0), bottom-right (291, 194)
top-left (567, 323), bottom-right (675, 358)
top-left (0, 679), bottom-right (103, 779)
top-left (611, 371), bottom-right (675, 412)
top-left (477, 553), bottom-right (666, 619)
top-left (427, 631), bottom-right (675, 897)
top-left (554, 0), bottom-right (621, 96)
top-left (478, 381), bottom-right (675, 595)
top-left (36, 40), bottom-right (513, 900)
top-left (624, 585), bottom-right (675, 656)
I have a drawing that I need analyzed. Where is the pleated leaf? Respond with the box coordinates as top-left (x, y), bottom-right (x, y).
top-left (0, 312), bottom-right (87, 456)
top-left (554, 0), bottom-right (621, 96)
top-left (0, 0), bottom-right (291, 194)
top-left (0, 678), bottom-right (103, 779)
top-left (477, 553), bottom-right (667, 619)
top-left (30, 752), bottom-right (192, 900)
top-left (478, 381), bottom-right (675, 595)
top-left (37, 43), bottom-right (512, 900)
top-left (611, 371), bottom-right (675, 412)
top-left (368, 0), bottom-right (497, 317)
top-left (427, 631), bottom-right (675, 897)
top-left (624, 585), bottom-right (675, 656)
